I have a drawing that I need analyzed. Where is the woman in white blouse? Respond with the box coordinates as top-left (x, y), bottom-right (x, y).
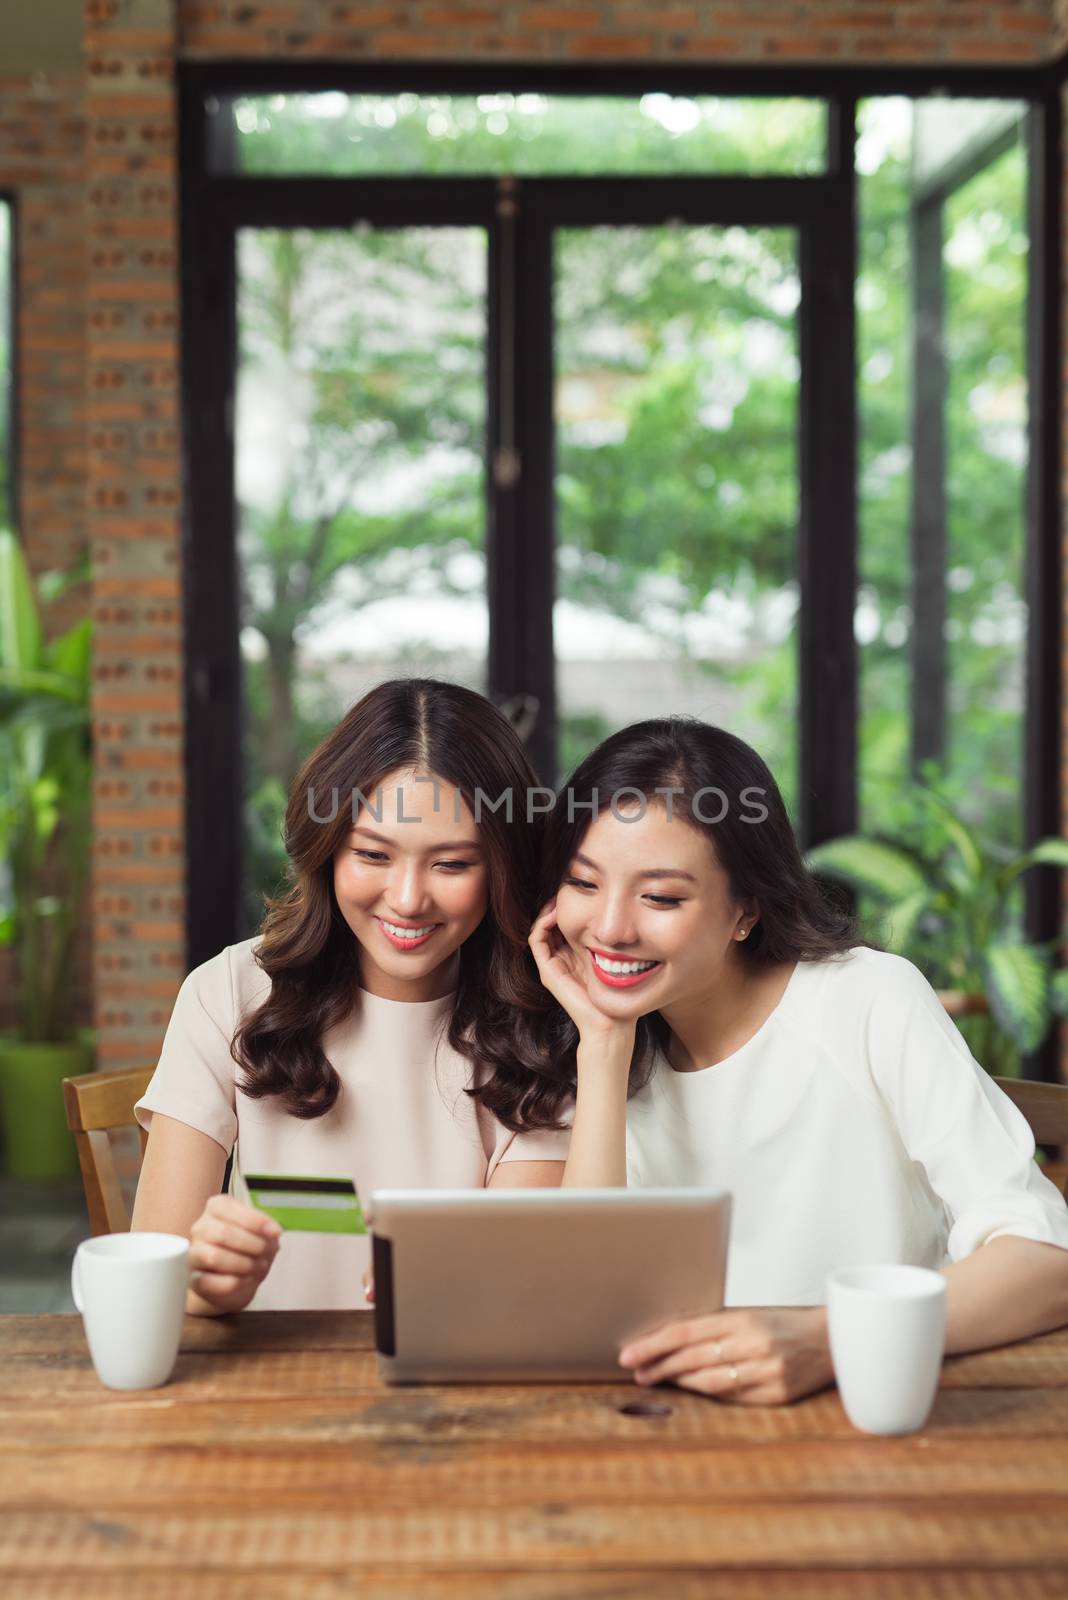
top-left (527, 716), bottom-right (1068, 1405)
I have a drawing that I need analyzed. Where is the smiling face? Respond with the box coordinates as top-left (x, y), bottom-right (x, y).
top-left (554, 798), bottom-right (756, 1023)
top-left (332, 767), bottom-right (489, 1002)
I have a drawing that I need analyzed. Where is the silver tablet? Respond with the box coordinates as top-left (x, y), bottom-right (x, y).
top-left (370, 1187), bottom-right (730, 1384)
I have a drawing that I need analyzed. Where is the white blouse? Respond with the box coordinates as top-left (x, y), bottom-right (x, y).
top-left (624, 947), bottom-right (1068, 1307)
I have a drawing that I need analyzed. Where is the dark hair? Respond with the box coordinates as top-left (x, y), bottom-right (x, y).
top-left (232, 678), bottom-right (571, 1132)
top-left (530, 716), bottom-right (860, 1093)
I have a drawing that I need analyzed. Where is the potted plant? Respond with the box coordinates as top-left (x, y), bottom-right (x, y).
top-left (807, 784), bottom-right (1068, 1079)
top-left (0, 528), bottom-right (92, 1178)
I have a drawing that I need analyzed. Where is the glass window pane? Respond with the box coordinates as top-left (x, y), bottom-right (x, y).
top-left (554, 223), bottom-right (800, 809)
top-left (944, 140), bottom-right (1027, 847)
top-left (236, 225), bottom-right (487, 931)
top-left (856, 97), bottom-right (1028, 853)
top-left (855, 98), bottom-right (1029, 1072)
top-left (856, 100), bottom-right (913, 828)
top-left (220, 93), bottom-right (826, 177)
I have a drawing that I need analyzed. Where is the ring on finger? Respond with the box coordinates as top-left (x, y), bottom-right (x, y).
top-left (726, 1363), bottom-right (739, 1388)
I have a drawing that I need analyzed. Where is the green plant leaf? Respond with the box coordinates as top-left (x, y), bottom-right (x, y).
top-left (29, 775), bottom-right (61, 847)
top-left (0, 698), bottom-right (86, 741)
top-left (982, 943), bottom-right (1050, 1053)
top-left (0, 529), bottom-right (43, 674)
top-left (806, 836), bottom-right (927, 903)
top-left (913, 787), bottom-right (983, 884)
top-left (0, 666), bottom-right (85, 706)
top-left (882, 889), bottom-right (929, 955)
top-left (45, 618), bottom-right (91, 690)
top-left (997, 836), bottom-right (1068, 892)
top-left (1023, 838), bottom-right (1068, 869)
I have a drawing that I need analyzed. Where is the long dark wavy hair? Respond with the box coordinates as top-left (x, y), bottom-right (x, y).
top-left (515, 716), bottom-right (861, 1100)
top-left (233, 678), bottom-right (570, 1132)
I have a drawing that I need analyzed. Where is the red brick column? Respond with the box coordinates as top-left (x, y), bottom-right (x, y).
top-left (85, 0), bottom-right (185, 1068)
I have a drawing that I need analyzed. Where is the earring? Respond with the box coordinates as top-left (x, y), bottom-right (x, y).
top-left (737, 926), bottom-right (748, 940)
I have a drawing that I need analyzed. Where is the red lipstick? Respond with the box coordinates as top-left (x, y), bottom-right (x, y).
top-left (376, 917), bottom-right (440, 952)
top-left (588, 948), bottom-right (663, 990)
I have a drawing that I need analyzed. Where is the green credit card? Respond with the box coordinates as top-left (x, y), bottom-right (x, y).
top-left (243, 1173), bottom-right (367, 1235)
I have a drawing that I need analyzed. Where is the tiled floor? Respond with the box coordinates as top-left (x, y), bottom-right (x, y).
top-left (0, 1178), bottom-right (92, 1312)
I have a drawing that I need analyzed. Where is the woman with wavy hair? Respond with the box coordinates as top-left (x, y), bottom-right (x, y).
top-left (528, 716), bottom-right (1068, 1405)
top-left (132, 678), bottom-right (570, 1313)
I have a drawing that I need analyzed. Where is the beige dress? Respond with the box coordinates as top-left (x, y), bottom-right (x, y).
top-left (134, 938), bottom-right (570, 1309)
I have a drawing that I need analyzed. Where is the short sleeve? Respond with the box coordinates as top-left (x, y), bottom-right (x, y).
top-left (496, 1123), bottom-right (572, 1165)
top-left (865, 954), bottom-right (1068, 1260)
top-left (485, 1100), bottom-right (572, 1180)
top-left (133, 947), bottom-right (241, 1156)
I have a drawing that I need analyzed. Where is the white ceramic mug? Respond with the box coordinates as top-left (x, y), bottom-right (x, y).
top-left (826, 1263), bottom-right (947, 1435)
top-left (71, 1233), bottom-right (190, 1390)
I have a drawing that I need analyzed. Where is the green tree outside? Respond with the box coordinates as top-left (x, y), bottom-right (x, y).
top-left (231, 95), bottom-right (1028, 935)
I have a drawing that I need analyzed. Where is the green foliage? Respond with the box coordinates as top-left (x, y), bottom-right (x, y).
top-left (858, 117), bottom-right (1027, 848)
top-left (555, 225), bottom-right (798, 603)
top-left (235, 223), bottom-right (489, 930)
top-left (808, 779), bottom-right (1065, 1076)
top-left (982, 943), bottom-right (1049, 1056)
top-left (558, 710), bottom-right (614, 785)
top-left (233, 93), bottom-right (826, 179)
top-left (803, 837), bottom-right (927, 906)
top-left (233, 98), bottom-right (1031, 927)
top-left (0, 529), bottom-right (92, 1042)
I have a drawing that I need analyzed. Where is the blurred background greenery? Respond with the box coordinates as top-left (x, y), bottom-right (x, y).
top-left (214, 94), bottom-right (1033, 1065)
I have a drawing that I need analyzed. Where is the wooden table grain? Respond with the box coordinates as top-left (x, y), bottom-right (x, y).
top-left (1, 1312), bottom-right (1067, 1599)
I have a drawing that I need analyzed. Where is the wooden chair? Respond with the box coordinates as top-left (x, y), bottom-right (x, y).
top-left (60, 1065), bottom-right (1067, 1232)
top-left (62, 1065), bottom-right (153, 1235)
top-left (939, 995), bottom-right (1068, 1193)
top-left (992, 1076), bottom-right (1068, 1199)
top-left (937, 991), bottom-right (992, 1020)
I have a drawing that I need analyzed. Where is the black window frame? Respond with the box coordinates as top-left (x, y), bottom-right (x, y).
top-left (178, 60), bottom-right (1064, 1083)
top-left (0, 190), bottom-right (18, 536)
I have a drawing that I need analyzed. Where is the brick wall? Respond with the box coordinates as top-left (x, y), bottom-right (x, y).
top-left (62, 0), bottom-right (1063, 1071)
top-left (179, 1), bottom-right (1055, 64)
top-left (85, 0), bottom-right (184, 1068)
top-left (0, 72), bottom-right (90, 1038)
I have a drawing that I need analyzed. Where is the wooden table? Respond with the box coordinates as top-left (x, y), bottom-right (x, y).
top-left (2, 1313), bottom-right (1067, 1598)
